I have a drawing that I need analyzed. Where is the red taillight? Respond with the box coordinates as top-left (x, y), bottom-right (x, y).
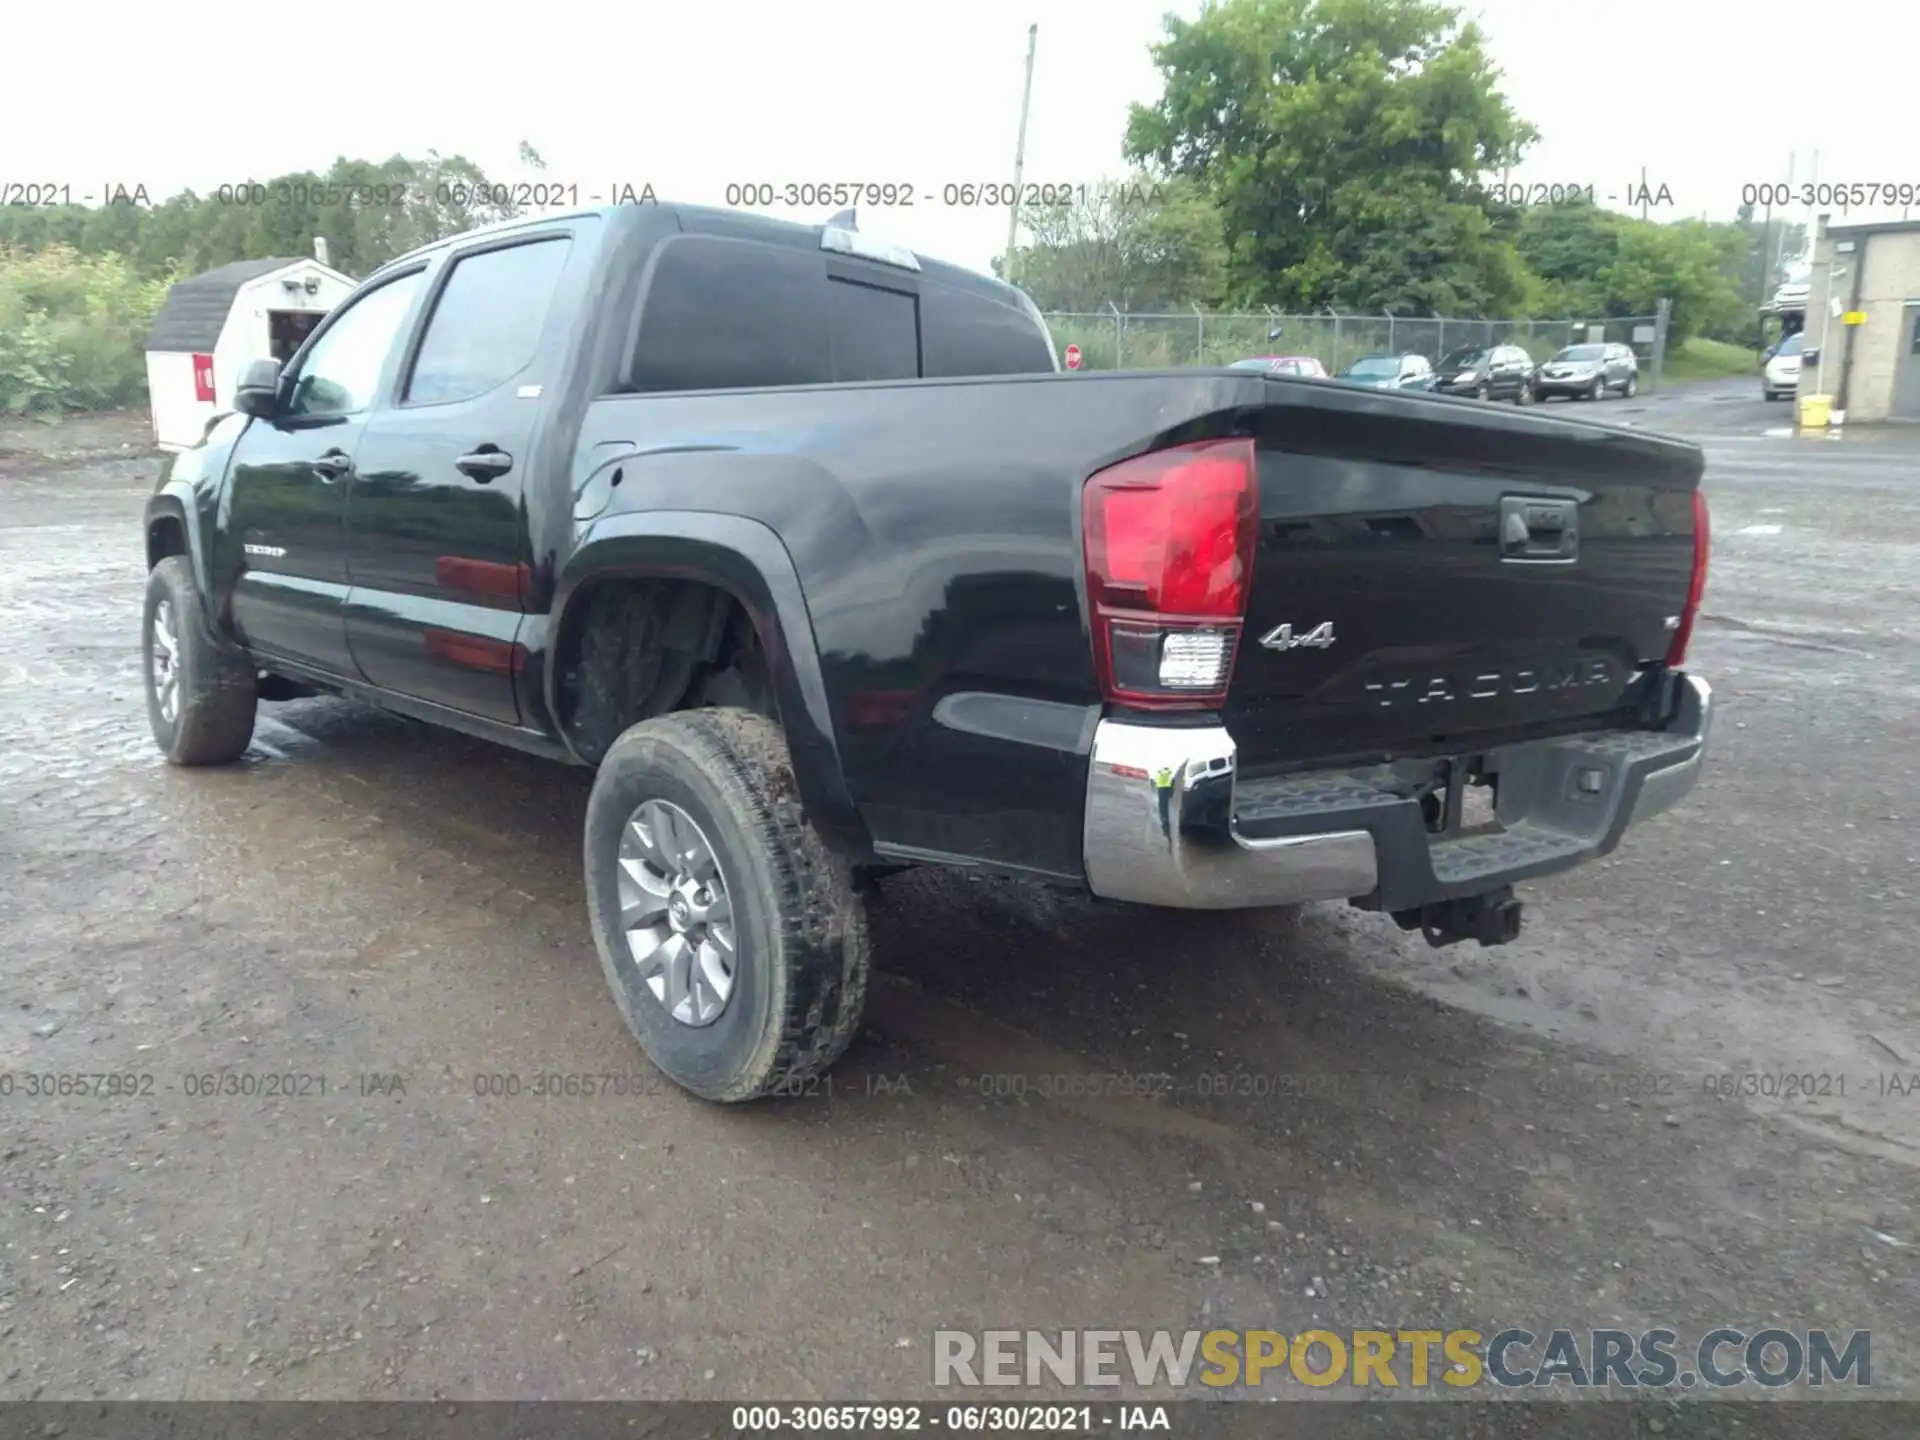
top-left (1083, 437), bottom-right (1259, 709)
top-left (1666, 488), bottom-right (1710, 667)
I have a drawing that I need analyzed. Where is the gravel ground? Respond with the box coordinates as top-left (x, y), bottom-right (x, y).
top-left (0, 391), bottom-right (1915, 1415)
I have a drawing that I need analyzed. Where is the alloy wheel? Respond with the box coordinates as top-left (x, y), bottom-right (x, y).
top-left (615, 798), bottom-right (738, 1026)
top-left (151, 598), bottom-right (179, 725)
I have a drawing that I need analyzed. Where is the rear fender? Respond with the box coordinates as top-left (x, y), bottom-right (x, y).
top-left (544, 510), bottom-right (870, 860)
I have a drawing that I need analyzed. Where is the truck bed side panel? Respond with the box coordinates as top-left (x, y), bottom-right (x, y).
top-left (575, 371), bottom-right (1254, 877)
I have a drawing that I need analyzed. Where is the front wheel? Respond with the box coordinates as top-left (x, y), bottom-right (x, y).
top-left (1623, 373), bottom-right (1638, 398)
top-left (1475, 383), bottom-right (1490, 401)
top-left (583, 709), bottom-right (871, 1102)
top-left (1589, 376), bottom-right (1606, 402)
top-left (142, 556), bottom-right (257, 765)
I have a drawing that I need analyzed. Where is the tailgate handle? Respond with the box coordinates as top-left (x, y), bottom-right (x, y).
top-left (1499, 496), bottom-right (1579, 562)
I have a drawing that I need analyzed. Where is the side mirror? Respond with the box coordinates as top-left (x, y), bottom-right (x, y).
top-left (233, 359), bottom-right (283, 419)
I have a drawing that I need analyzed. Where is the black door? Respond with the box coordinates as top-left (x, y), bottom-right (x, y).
top-left (1490, 346), bottom-right (1522, 398)
top-left (344, 235), bottom-right (575, 724)
top-left (221, 270), bottom-right (427, 674)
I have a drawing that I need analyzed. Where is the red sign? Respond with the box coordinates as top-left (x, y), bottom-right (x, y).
top-left (191, 353), bottom-right (216, 404)
top-left (1063, 343), bottom-right (1083, 370)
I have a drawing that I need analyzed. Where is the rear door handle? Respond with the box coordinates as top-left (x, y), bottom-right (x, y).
top-left (312, 449), bottom-right (351, 481)
top-left (456, 447), bottom-right (513, 482)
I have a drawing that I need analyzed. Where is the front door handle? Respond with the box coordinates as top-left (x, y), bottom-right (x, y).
top-left (456, 447), bottom-right (514, 483)
top-left (312, 449), bottom-right (352, 482)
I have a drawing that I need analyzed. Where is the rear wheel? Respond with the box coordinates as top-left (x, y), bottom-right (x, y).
top-left (583, 708), bottom-right (870, 1102)
top-left (1517, 382), bottom-right (1535, 405)
top-left (142, 556), bottom-right (257, 765)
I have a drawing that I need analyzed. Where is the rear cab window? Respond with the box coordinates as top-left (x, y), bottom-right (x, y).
top-left (828, 278), bottom-right (919, 381)
top-left (624, 228), bottom-right (1054, 392)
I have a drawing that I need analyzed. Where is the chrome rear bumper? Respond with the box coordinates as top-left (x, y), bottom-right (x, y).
top-left (1082, 675), bottom-right (1712, 911)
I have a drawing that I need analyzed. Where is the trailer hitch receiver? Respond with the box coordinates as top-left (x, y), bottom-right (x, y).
top-left (1393, 886), bottom-right (1524, 949)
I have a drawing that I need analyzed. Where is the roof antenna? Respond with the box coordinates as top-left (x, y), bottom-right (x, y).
top-left (823, 208), bottom-right (857, 231)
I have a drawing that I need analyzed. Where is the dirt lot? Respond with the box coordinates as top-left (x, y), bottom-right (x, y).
top-left (1, 394), bottom-right (1916, 1413)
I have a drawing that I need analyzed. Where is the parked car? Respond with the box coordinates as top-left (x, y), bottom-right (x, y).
top-left (1431, 344), bottom-right (1537, 403)
top-left (1332, 353), bottom-right (1433, 390)
top-left (1229, 355), bottom-right (1328, 378)
top-left (139, 201), bottom-right (1713, 1104)
top-left (1763, 332), bottom-right (1805, 401)
top-left (1534, 343), bottom-right (1639, 401)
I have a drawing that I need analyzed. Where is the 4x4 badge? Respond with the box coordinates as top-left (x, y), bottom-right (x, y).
top-left (1259, 621), bottom-right (1335, 651)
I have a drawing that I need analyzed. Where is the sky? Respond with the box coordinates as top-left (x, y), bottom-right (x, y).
top-left (4, 0), bottom-right (1916, 277)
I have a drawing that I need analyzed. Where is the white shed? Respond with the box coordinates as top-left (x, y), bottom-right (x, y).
top-left (145, 256), bottom-right (357, 451)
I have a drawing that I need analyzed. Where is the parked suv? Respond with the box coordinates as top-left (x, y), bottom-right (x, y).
top-left (1432, 344), bottom-right (1536, 403)
top-left (1333, 353), bottom-right (1433, 390)
top-left (1229, 355), bottom-right (1328, 378)
top-left (1763, 332), bottom-right (1804, 401)
top-left (1535, 343), bottom-right (1639, 401)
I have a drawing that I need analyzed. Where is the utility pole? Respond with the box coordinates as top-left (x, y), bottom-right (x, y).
top-left (1775, 152), bottom-right (1797, 269)
top-left (1758, 152), bottom-right (1792, 323)
top-left (1769, 152), bottom-right (1796, 279)
top-left (1003, 23), bottom-right (1039, 286)
top-left (1639, 164), bottom-right (1649, 222)
top-left (1805, 149), bottom-right (1819, 248)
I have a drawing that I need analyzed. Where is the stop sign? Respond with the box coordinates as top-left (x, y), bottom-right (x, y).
top-left (1063, 343), bottom-right (1082, 370)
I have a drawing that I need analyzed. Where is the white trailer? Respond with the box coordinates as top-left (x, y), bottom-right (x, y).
top-left (145, 257), bottom-right (355, 451)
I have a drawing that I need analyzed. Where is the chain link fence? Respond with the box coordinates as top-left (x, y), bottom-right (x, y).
top-left (1040, 306), bottom-right (1671, 388)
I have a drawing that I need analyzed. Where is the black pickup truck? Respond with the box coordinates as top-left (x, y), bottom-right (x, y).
top-left (141, 202), bottom-right (1713, 1102)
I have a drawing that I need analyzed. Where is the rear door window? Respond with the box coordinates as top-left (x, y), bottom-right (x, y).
top-left (404, 238), bottom-right (572, 405)
top-left (628, 235), bottom-right (830, 392)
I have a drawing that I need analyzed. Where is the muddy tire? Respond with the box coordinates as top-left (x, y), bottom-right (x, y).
top-left (142, 556), bottom-right (257, 766)
top-left (583, 708), bottom-right (870, 1102)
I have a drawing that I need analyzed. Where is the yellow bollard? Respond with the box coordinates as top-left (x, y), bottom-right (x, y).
top-left (1796, 393), bottom-right (1831, 429)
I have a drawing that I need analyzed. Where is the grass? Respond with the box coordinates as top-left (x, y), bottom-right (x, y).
top-left (1661, 336), bottom-right (1762, 381)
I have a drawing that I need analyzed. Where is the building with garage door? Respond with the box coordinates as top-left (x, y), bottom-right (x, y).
top-left (145, 254), bottom-right (356, 450)
top-left (1799, 216), bottom-right (1920, 423)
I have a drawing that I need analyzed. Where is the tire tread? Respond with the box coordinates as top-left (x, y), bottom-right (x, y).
top-left (146, 556), bottom-right (257, 766)
top-left (594, 709), bottom-right (869, 1101)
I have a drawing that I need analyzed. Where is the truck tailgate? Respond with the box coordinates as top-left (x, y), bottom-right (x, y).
top-left (1224, 385), bottom-right (1704, 774)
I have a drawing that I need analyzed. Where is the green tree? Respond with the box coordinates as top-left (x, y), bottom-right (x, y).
top-left (1005, 175), bottom-right (1229, 312)
top-left (1509, 198), bottom-right (1753, 346)
top-left (0, 245), bottom-right (169, 413)
top-left (1603, 219), bottom-right (1748, 346)
top-left (1511, 196), bottom-right (1622, 316)
top-left (0, 151), bottom-right (533, 282)
top-left (1124, 0), bottom-right (1537, 314)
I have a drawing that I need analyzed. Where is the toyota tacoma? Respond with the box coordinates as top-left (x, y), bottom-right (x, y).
top-left (141, 202), bottom-right (1713, 1102)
